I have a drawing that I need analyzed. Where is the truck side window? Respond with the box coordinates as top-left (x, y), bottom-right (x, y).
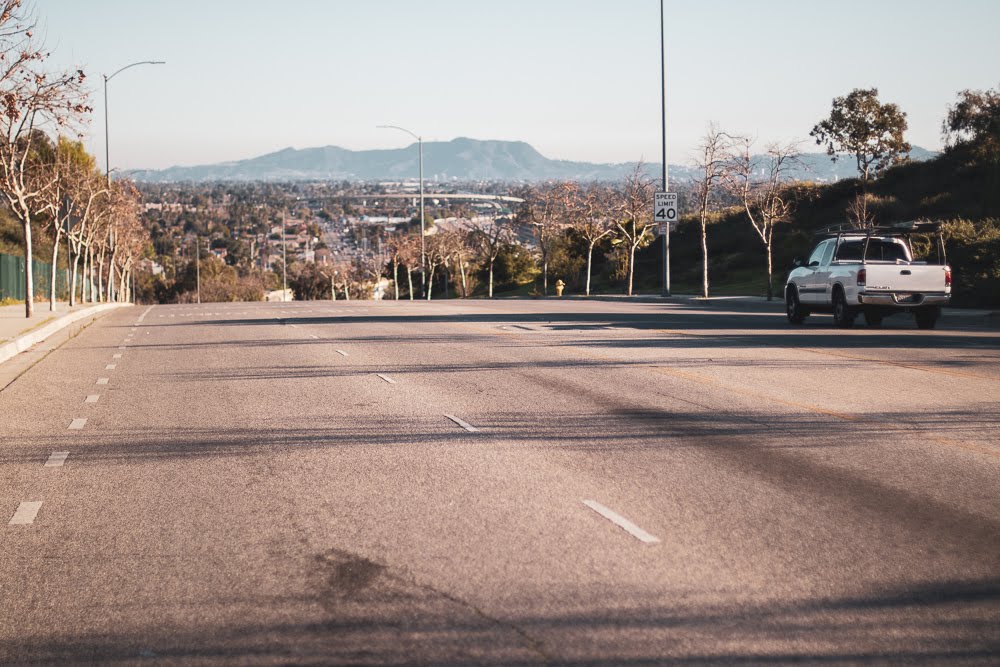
top-left (807, 241), bottom-right (828, 266)
top-left (821, 242), bottom-right (836, 266)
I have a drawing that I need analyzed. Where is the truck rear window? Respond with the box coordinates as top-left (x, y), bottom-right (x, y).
top-left (836, 240), bottom-right (908, 262)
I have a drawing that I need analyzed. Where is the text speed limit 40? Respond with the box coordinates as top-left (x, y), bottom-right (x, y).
top-left (653, 192), bottom-right (678, 223)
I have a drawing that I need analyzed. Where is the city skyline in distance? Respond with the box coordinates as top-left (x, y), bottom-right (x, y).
top-left (40, 0), bottom-right (1000, 172)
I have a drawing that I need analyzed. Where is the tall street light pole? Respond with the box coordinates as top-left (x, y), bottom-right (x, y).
top-left (282, 213), bottom-right (288, 302)
top-left (104, 60), bottom-right (165, 186)
top-left (377, 125), bottom-right (425, 298)
top-left (660, 0), bottom-right (671, 297)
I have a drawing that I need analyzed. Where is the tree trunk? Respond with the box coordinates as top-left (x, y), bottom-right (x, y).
top-left (49, 229), bottom-right (61, 311)
top-left (69, 246), bottom-right (80, 307)
top-left (406, 266), bottom-right (413, 300)
top-left (459, 259), bottom-right (467, 298)
top-left (426, 263), bottom-right (435, 300)
top-left (392, 260), bottom-right (399, 300)
top-left (343, 282), bottom-right (350, 301)
top-left (489, 260), bottom-right (494, 298)
top-left (97, 248), bottom-right (106, 303)
top-left (766, 238), bottom-right (774, 301)
top-left (107, 248), bottom-right (118, 302)
top-left (543, 259), bottom-right (548, 296)
top-left (585, 242), bottom-right (594, 297)
top-left (701, 217), bottom-right (709, 299)
top-left (627, 244), bottom-right (636, 296)
top-left (22, 221), bottom-right (33, 318)
top-left (443, 261), bottom-right (450, 300)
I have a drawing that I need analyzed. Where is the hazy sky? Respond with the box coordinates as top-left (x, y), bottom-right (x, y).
top-left (38, 0), bottom-right (1000, 172)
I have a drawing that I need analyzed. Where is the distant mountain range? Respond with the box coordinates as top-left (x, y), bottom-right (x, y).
top-left (129, 138), bottom-right (937, 184)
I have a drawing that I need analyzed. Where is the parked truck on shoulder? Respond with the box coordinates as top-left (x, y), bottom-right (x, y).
top-left (785, 222), bottom-right (952, 329)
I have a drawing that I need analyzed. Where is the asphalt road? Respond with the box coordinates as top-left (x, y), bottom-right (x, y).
top-left (1, 299), bottom-right (998, 665)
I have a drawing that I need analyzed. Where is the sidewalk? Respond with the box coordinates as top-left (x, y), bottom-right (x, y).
top-left (0, 301), bottom-right (130, 365)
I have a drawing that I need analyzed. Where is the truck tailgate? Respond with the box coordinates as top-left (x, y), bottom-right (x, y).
top-left (864, 264), bottom-right (948, 293)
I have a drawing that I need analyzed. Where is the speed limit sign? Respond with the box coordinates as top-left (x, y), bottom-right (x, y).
top-left (653, 192), bottom-right (677, 224)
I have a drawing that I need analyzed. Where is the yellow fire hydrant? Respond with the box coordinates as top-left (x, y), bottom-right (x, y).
top-left (555, 279), bottom-right (566, 297)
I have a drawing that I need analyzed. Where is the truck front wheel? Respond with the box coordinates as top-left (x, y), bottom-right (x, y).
top-left (786, 288), bottom-right (808, 324)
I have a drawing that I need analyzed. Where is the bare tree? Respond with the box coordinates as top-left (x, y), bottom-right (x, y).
top-left (729, 139), bottom-right (801, 300)
top-left (693, 125), bottom-right (735, 298)
top-left (0, 1), bottom-right (90, 316)
top-left (470, 208), bottom-right (515, 298)
top-left (611, 164), bottom-right (656, 296)
top-left (845, 193), bottom-right (875, 229)
top-left (518, 183), bottom-right (567, 295)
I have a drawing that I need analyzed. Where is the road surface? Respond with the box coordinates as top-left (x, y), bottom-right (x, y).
top-left (1, 299), bottom-right (998, 664)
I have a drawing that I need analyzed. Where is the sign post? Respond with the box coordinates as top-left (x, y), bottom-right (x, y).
top-left (654, 192), bottom-right (677, 297)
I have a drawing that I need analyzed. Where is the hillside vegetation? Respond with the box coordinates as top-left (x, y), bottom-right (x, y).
top-left (641, 147), bottom-right (1000, 306)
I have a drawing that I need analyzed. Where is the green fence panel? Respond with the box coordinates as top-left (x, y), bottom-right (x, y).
top-left (0, 253), bottom-right (69, 301)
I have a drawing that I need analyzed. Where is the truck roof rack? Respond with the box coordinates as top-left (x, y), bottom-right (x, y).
top-left (814, 220), bottom-right (943, 237)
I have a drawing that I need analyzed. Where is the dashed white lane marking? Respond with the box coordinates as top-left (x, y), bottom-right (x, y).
top-left (118, 345), bottom-right (126, 350)
top-left (336, 350), bottom-right (349, 357)
top-left (113, 354), bottom-right (122, 359)
top-left (582, 500), bottom-right (661, 544)
top-left (105, 364), bottom-right (117, 370)
top-left (444, 414), bottom-right (479, 433)
top-left (289, 324), bottom-right (298, 328)
top-left (96, 378), bottom-right (109, 385)
top-left (68, 418), bottom-right (87, 430)
top-left (9, 501), bottom-right (42, 525)
top-left (376, 374), bottom-right (397, 384)
top-left (85, 395), bottom-right (100, 403)
top-left (45, 452), bottom-right (69, 467)
top-left (310, 335), bottom-right (319, 339)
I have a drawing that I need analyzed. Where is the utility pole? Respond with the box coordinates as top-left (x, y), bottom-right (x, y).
top-left (660, 0), bottom-right (671, 297)
top-left (281, 214), bottom-right (288, 301)
top-left (195, 237), bottom-right (201, 304)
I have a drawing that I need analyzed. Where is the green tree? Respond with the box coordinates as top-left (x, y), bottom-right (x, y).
top-left (943, 86), bottom-right (1000, 162)
top-left (810, 88), bottom-right (911, 184)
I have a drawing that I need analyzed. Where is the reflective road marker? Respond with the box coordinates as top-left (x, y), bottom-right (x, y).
top-left (583, 500), bottom-right (661, 544)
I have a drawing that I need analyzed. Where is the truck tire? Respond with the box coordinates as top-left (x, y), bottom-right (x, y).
top-left (915, 307), bottom-right (939, 330)
top-left (863, 309), bottom-right (883, 327)
top-left (832, 288), bottom-right (856, 329)
top-left (786, 288), bottom-right (808, 324)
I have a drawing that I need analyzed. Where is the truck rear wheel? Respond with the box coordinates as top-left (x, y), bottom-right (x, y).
top-left (863, 309), bottom-right (883, 327)
top-left (915, 307), bottom-right (939, 330)
top-left (832, 289), bottom-right (856, 329)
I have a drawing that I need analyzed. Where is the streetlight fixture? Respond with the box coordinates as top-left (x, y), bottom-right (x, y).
top-left (104, 60), bottom-right (165, 186)
top-left (376, 124), bottom-right (425, 297)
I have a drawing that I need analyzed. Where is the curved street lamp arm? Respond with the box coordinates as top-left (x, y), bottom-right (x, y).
top-left (376, 124), bottom-right (420, 142)
top-left (105, 60), bottom-right (166, 82)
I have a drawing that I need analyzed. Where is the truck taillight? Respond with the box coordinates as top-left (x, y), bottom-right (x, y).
top-left (857, 268), bottom-right (866, 286)
top-left (945, 268), bottom-right (952, 286)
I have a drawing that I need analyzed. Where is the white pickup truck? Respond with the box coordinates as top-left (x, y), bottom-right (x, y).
top-left (785, 223), bottom-right (952, 329)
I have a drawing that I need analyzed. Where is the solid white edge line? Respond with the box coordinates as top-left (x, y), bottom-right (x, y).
top-left (444, 414), bottom-right (480, 433)
top-left (45, 452), bottom-right (69, 467)
top-left (68, 418), bottom-right (87, 430)
top-left (8, 501), bottom-right (42, 525)
top-left (376, 373), bottom-right (397, 384)
top-left (582, 499), bottom-right (661, 544)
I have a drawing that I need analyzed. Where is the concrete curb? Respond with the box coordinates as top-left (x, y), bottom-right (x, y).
top-left (0, 303), bottom-right (131, 366)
